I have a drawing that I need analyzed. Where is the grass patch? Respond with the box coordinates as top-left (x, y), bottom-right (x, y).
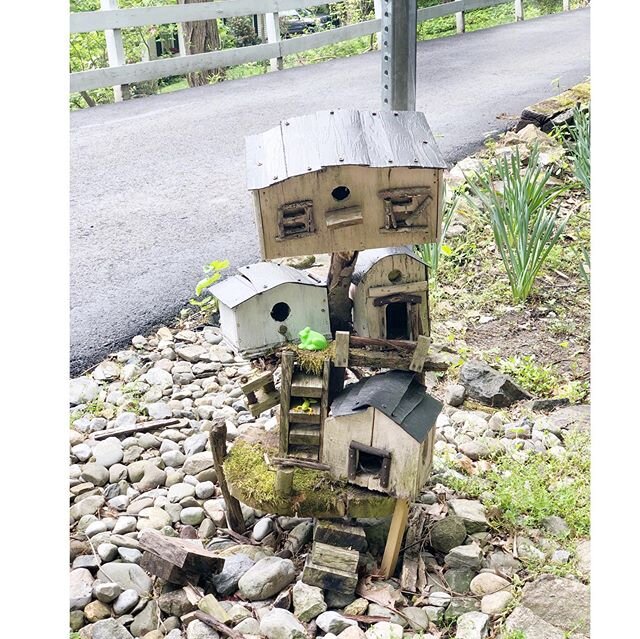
top-left (497, 354), bottom-right (560, 396)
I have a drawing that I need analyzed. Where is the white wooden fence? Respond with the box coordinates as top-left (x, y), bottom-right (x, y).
top-left (70, 0), bottom-right (578, 99)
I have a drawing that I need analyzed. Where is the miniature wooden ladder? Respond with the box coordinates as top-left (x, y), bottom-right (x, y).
top-left (279, 350), bottom-right (330, 461)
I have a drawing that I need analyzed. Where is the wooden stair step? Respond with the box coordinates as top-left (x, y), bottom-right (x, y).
top-left (286, 446), bottom-right (319, 461)
top-left (288, 404), bottom-right (321, 424)
top-left (288, 427), bottom-right (321, 446)
top-left (291, 372), bottom-right (324, 398)
top-left (302, 558), bottom-right (358, 594)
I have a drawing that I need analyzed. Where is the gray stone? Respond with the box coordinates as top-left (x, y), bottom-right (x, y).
top-left (113, 515), bottom-right (138, 535)
top-left (119, 547), bottom-right (142, 563)
top-left (540, 516), bottom-right (570, 538)
top-left (70, 376), bottom-right (100, 405)
top-left (211, 553), bottom-right (255, 596)
top-left (317, 611), bottom-right (357, 634)
top-left (575, 539), bottom-right (590, 574)
top-left (325, 589), bottom-right (357, 609)
top-left (551, 549), bottom-right (571, 564)
top-left (367, 604), bottom-right (406, 627)
top-left (337, 627), bottom-right (367, 639)
top-left (94, 360), bottom-right (121, 381)
top-left (484, 551), bottom-right (522, 577)
top-left (130, 600), bottom-right (159, 637)
top-left (94, 437), bottom-right (124, 467)
top-left (292, 580), bottom-right (327, 622)
top-left (69, 610), bottom-right (85, 631)
top-left (147, 401), bottom-right (173, 419)
top-left (444, 597), bottom-right (480, 622)
top-left (445, 568), bottom-right (476, 594)
top-left (227, 603), bottom-right (251, 625)
top-left (402, 607), bottom-right (429, 631)
top-left (458, 440), bottom-right (492, 461)
top-left (98, 542), bottom-right (119, 562)
top-left (429, 516), bottom-right (467, 553)
top-left (455, 611), bottom-right (489, 639)
top-left (98, 562), bottom-right (153, 596)
top-left (72, 443), bottom-right (92, 462)
top-left (445, 544), bottom-right (483, 570)
top-left (70, 568), bottom-right (94, 610)
top-left (252, 517), bottom-right (273, 542)
top-left (144, 367), bottom-right (174, 388)
top-left (162, 449), bottom-right (186, 468)
top-left (480, 590), bottom-right (513, 615)
top-left (181, 507), bottom-right (205, 526)
top-left (90, 619), bottom-right (135, 639)
top-left (234, 618), bottom-right (260, 634)
top-left (459, 361), bottom-right (531, 407)
top-left (364, 622), bottom-right (404, 639)
top-left (158, 588), bottom-right (197, 617)
top-left (260, 608), bottom-right (306, 639)
top-left (137, 506), bottom-right (172, 530)
top-left (85, 520), bottom-right (108, 538)
top-left (183, 452), bottom-right (215, 476)
top-left (516, 537), bottom-right (545, 561)
top-left (113, 588), bottom-right (141, 615)
top-left (184, 433), bottom-right (208, 457)
top-left (81, 463), bottom-right (109, 487)
top-left (169, 482), bottom-right (196, 502)
top-left (446, 384), bottom-right (466, 407)
top-left (503, 606), bottom-right (566, 639)
top-left (136, 463), bottom-right (166, 491)
top-left (428, 591), bottom-right (452, 607)
top-left (237, 556), bottom-right (296, 601)
top-left (195, 481), bottom-right (215, 499)
top-left (165, 630), bottom-right (183, 639)
top-left (470, 573), bottom-right (510, 596)
top-left (520, 574), bottom-right (590, 635)
top-left (186, 619), bottom-right (220, 639)
top-left (94, 581), bottom-right (123, 603)
top-left (449, 499), bottom-right (488, 533)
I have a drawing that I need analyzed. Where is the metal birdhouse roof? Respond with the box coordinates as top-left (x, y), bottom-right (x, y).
top-left (209, 261), bottom-right (325, 309)
top-left (330, 370), bottom-right (442, 443)
top-left (246, 109), bottom-right (448, 190)
top-left (351, 246), bottom-right (427, 285)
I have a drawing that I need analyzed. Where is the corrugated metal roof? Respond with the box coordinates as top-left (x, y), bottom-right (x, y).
top-left (246, 109), bottom-right (448, 190)
top-left (209, 261), bottom-right (325, 309)
top-left (351, 246), bottom-right (426, 285)
top-left (330, 370), bottom-right (442, 443)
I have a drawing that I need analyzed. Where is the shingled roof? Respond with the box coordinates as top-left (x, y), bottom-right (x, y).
top-left (246, 109), bottom-right (448, 190)
top-left (330, 370), bottom-right (442, 443)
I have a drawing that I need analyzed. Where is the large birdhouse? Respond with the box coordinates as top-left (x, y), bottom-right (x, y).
top-left (208, 262), bottom-right (330, 356)
top-left (351, 247), bottom-right (429, 341)
top-left (321, 370), bottom-right (441, 500)
top-left (246, 110), bottom-right (447, 259)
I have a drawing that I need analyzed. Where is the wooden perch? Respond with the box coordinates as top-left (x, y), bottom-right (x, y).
top-left (93, 418), bottom-right (180, 440)
top-left (271, 457), bottom-right (330, 471)
top-left (194, 612), bottom-right (244, 639)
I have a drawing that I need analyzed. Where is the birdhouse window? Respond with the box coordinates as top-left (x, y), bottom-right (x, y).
top-left (277, 200), bottom-right (315, 240)
top-left (378, 187), bottom-right (431, 230)
top-left (270, 302), bottom-right (291, 322)
top-left (348, 441), bottom-right (391, 488)
top-left (331, 185), bottom-right (351, 202)
top-left (385, 302), bottom-right (410, 340)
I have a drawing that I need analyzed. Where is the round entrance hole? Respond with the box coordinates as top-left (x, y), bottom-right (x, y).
top-left (388, 269), bottom-right (402, 283)
top-left (331, 185), bottom-right (351, 201)
top-left (270, 302), bottom-right (291, 322)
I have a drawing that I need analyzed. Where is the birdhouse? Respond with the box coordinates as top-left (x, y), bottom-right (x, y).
top-left (321, 370), bottom-right (441, 500)
top-left (246, 110), bottom-right (447, 259)
top-left (351, 247), bottom-right (429, 341)
top-left (208, 262), bottom-right (330, 356)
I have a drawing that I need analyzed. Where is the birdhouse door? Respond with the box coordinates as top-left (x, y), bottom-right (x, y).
top-left (367, 287), bottom-right (426, 341)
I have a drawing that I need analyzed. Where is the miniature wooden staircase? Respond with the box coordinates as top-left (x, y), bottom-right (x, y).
top-left (279, 351), bottom-right (330, 461)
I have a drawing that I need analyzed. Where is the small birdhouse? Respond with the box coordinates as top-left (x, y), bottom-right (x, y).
top-left (351, 247), bottom-right (429, 341)
top-left (208, 262), bottom-right (330, 356)
top-left (246, 110), bottom-right (447, 259)
top-left (321, 370), bottom-right (441, 500)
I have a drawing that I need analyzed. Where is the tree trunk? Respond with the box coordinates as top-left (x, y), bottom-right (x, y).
top-left (327, 251), bottom-right (359, 332)
top-left (179, 0), bottom-right (225, 87)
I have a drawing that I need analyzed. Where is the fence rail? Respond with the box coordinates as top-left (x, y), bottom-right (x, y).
top-left (70, 0), bottom-right (578, 98)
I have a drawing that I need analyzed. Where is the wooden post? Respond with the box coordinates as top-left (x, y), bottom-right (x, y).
top-left (328, 252), bottom-right (359, 332)
top-left (177, 23), bottom-right (187, 57)
top-left (563, 0), bottom-right (570, 10)
top-left (279, 350), bottom-right (294, 456)
top-left (334, 331), bottom-right (350, 369)
top-left (456, 8), bottom-right (465, 34)
top-left (379, 498), bottom-right (409, 578)
top-left (409, 335), bottom-right (431, 373)
top-left (373, 0), bottom-right (383, 50)
top-left (100, 0), bottom-right (130, 102)
top-left (514, 0), bottom-right (524, 21)
top-left (265, 12), bottom-right (283, 71)
top-left (275, 468), bottom-right (294, 497)
top-left (209, 422), bottom-right (245, 534)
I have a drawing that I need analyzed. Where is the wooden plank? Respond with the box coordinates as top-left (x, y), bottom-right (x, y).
top-left (138, 530), bottom-right (224, 574)
top-left (409, 335), bottom-right (431, 373)
top-left (239, 370), bottom-right (275, 394)
top-left (302, 559), bottom-right (358, 594)
top-left (291, 372), bottom-right (324, 398)
top-left (194, 611), bottom-right (244, 639)
top-left (369, 281), bottom-right (429, 298)
top-left (272, 457), bottom-right (330, 471)
top-left (319, 358), bottom-right (331, 461)
top-left (311, 542), bottom-right (359, 573)
top-left (314, 521), bottom-right (368, 552)
top-left (514, 0), bottom-right (524, 21)
top-left (347, 347), bottom-right (450, 372)
top-left (101, 0), bottom-right (129, 102)
top-left (289, 410), bottom-right (321, 425)
top-left (264, 12), bottom-right (283, 72)
top-left (93, 418), bottom-right (180, 440)
top-left (325, 206), bottom-right (364, 229)
top-left (140, 550), bottom-right (200, 585)
top-left (400, 507), bottom-right (427, 592)
top-left (248, 392), bottom-right (280, 418)
top-left (288, 427), bottom-right (321, 446)
top-left (416, 0), bottom-right (464, 22)
top-left (334, 331), bottom-right (350, 368)
top-left (379, 498), bottom-right (410, 578)
top-left (279, 350), bottom-right (294, 456)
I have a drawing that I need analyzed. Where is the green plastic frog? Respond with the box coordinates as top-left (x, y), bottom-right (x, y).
top-left (298, 326), bottom-right (328, 351)
top-left (292, 398), bottom-right (318, 413)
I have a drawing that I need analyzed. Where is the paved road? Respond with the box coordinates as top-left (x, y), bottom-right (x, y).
top-left (70, 8), bottom-right (590, 374)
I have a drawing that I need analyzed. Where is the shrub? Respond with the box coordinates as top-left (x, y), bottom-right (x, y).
top-left (567, 104), bottom-right (590, 194)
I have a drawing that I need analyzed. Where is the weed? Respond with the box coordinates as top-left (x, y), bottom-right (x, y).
top-left (566, 104), bottom-right (590, 194)
top-left (556, 379), bottom-right (590, 403)
top-left (498, 355), bottom-right (560, 396)
top-left (189, 259), bottom-right (230, 319)
top-left (465, 145), bottom-right (570, 302)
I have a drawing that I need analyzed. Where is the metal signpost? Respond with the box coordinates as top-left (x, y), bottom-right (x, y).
top-left (380, 0), bottom-right (417, 111)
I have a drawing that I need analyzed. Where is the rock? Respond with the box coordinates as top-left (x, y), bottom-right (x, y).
top-left (540, 516), bottom-right (570, 538)
top-left (459, 361), bottom-right (531, 407)
top-left (338, 627), bottom-right (367, 639)
top-left (455, 611), bottom-right (489, 639)
top-left (136, 506), bottom-right (172, 530)
top-left (326, 590), bottom-right (357, 609)
top-left (94, 360), bottom-right (121, 381)
top-left (344, 598), bottom-right (369, 616)
top-left (469, 573), bottom-right (510, 596)
top-left (72, 443), bottom-right (92, 462)
top-left (402, 607), bottom-right (430, 631)
top-left (181, 507), bottom-right (205, 526)
top-left (94, 437), bottom-right (124, 467)
top-left (98, 542), bottom-right (119, 562)
top-left (210, 553), bottom-right (255, 596)
top-left (184, 433), bottom-right (208, 457)
top-left (196, 481), bottom-right (215, 500)
top-left (238, 556), bottom-right (296, 600)
top-left (428, 591), bottom-right (451, 607)
top-left (81, 463), bottom-right (109, 487)
top-left (70, 377), bottom-right (100, 405)
top-left (176, 344), bottom-right (207, 363)
top-left (444, 598), bottom-right (480, 622)
top-left (503, 606), bottom-right (566, 639)
top-left (84, 599), bottom-right (111, 622)
top-left (113, 589), bottom-right (141, 615)
top-left (70, 568), bottom-right (94, 610)
top-left (445, 568), bottom-right (476, 594)
top-left (449, 499), bottom-right (488, 533)
top-left (481, 590), bottom-right (513, 615)
top-left (98, 562), bottom-right (153, 597)
top-left (227, 603), bottom-right (252, 625)
top-left (69, 610), bottom-right (85, 631)
top-left (293, 580), bottom-right (327, 622)
top-left (169, 482), bottom-right (196, 502)
top-left (90, 619), bottom-right (135, 639)
top-left (159, 588), bottom-right (196, 617)
top-left (364, 621), bottom-right (404, 639)
top-left (458, 440), bottom-right (491, 461)
top-left (446, 384), bottom-right (466, 407)
top-left (367, 604), bottom-right (406, 627)
top-left (259, 608), bottom-right (306, 639)
top-left (575, 539), bottom-right (590, 574)
top-left (183, 452), bottom-right (215, 476)
top-left (429, 516), bottom-right (468, 553)
top-left (186, 619), bottom-right (220, 639)
top-left (234, 618), bottom-right (260, 635)
top-left (484, 551), bottom-right (522, 577)
top-left (144, 367), bottom-right (174, 388)
top-left (317, 611), bottom-right (357, 634)
top-left (520, 574), bottom-right (590, 634)
top-left (516, 537), bottom-right (545, 561)
top-left (252, 517), bottom-right (273, 542)
top-left (445, 544), bottom-right (483, 570)
top-left (95, 581), bottom-right (122, 603)
top-left (551, 549), bottom-right (571, 564)
top-left (113, 515), bottom-right (137, 535)
top-left (147, 402), bottom-right (173, 419)
top-left (198, 594), bottom-right (229, 623)
top-left (136, 464), bottom-right (167, 491)
top-left (546, 405), bottom-right (590, 433)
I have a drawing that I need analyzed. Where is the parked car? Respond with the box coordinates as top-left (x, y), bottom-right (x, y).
top-left (279, 10), bottom-right (317, 37)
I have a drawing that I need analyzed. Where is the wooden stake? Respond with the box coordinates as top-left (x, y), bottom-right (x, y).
top-left (379, 498), bottom-right (409, 578)
top-left (409, 335), bottom-right (431, 373)
top-left (275, 468), bottom-right (294, 497)
top-left (334, 331), bottom-right (350, 368)
top-left (209, 422), bottom-right (246, 534)
top-left (279, 350), bottom-right (294, 456)
top-left (327, 251), bottom-right (359, 332)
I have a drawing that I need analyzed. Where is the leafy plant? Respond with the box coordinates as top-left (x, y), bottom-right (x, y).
top-left (498, 354), bottom-right (560, 396)
top-left (189, 259), bottom-right (230, 317)
top-left (414, 194), bottom-right (458, 278)
top-left (567, 104), bottom-right (590, 194)
top-left (465, 145), bottom-right (570, 302)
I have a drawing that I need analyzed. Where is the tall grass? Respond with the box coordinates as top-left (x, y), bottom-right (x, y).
top-left (568, 104), bottom-right (590, 194)
top-left (465, 145), bottom-right (569, 302)
top-left (414, 195), bottom-right (458, 278)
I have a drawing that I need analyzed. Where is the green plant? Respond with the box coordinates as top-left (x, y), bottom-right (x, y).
top-left (567, 104), bottom-right (590, 194)
top-left (465, 145), bottom-right (570, 302)
top-left (577, 245), bottom-right (590, 287)
top-left (414, 195), bottom-right (458, 277)
top-left (189, 259), bottom-right (229, 317)
top-left (498, 354), bottom-right (560, 396)
top-left (556, 379), bottom-right (590, 403)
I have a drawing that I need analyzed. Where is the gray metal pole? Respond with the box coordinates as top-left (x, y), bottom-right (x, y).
top-left (380, 0), bottom-right (417, 111)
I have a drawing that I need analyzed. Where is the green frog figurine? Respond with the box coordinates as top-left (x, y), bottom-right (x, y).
top-left (298, 326), bottom-right (328, 351)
